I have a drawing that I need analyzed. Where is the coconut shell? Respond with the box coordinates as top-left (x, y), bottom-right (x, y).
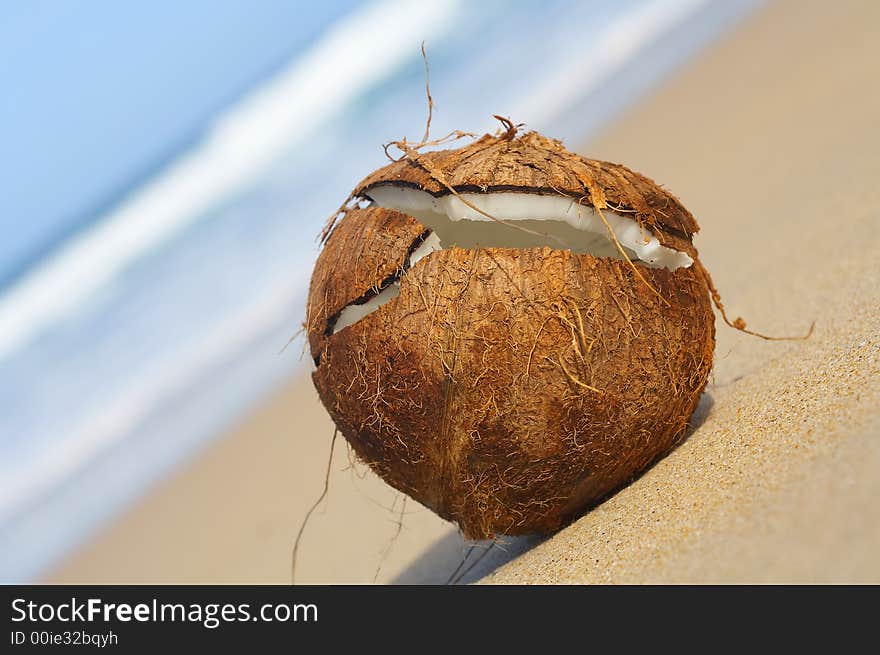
top-left (353, 131), bottom-right (699, 241)
top-left (309, 152), bottom-right (715, 538)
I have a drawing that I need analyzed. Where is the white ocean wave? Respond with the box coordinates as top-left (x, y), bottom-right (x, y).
top-left (514, 0), bottom-right (714, 127)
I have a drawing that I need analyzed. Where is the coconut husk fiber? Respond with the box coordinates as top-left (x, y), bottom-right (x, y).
top-left (308, 131), bottom-right (715, 539)
top-left (354, 130), bottom-right (699, 243)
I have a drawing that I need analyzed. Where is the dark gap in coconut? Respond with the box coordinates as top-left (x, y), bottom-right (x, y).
top-left (365, 186), bottom-right (693, 268)
top-left (365, 181), bottom-right (689, 241)
top-left (329, 187), bottom-right (695, 335)
top-left (325, 229), bottom-right (433, 339)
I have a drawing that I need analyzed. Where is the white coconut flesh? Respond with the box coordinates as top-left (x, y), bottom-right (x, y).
top-left (332, 187), bottom-right (693, 334)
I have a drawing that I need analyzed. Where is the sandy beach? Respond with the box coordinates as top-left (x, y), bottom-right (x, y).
top-left (50, 0), bottom-right (879, 584)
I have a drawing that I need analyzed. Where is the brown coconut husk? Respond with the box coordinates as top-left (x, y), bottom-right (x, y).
top-left (354, 130), bottom-right (699, 240)
top-left (308, 199), bottom-right (715, 539)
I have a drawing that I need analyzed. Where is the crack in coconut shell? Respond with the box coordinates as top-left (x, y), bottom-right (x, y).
top-left (320, 191), bottom-right (695, 333)
top-left (307, 207), bottom-right (431, 365)
top-left (363, 187), bottom-right (694, 270)
top-left (353, 131), bottom-right (699, 241)
top-left (323, 229), bottom-right (433, 338)
top-left (344, 130), bottom-right (701, 308)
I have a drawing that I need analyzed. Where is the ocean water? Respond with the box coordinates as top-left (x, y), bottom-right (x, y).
top-left (0, 0), bottom-right (762, 581)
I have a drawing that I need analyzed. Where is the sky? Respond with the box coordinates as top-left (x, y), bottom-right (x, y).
top-left (0, 0), bottom-right (360, 287)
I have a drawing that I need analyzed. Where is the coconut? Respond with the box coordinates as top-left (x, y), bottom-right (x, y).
top-left (306, 129), bottom-right (716, 539)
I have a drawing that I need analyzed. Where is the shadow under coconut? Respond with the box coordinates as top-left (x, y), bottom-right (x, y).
top-left (392, 531), bottom-right (549, 585)
top-left (393, 392), bottom-right (715, 585)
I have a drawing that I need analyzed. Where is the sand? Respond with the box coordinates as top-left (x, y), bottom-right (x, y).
top-left (49, 0), bottom-right (879, 584)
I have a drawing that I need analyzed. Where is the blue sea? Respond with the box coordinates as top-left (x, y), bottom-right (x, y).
top-left (0, 0), bottom-right (762, 581)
